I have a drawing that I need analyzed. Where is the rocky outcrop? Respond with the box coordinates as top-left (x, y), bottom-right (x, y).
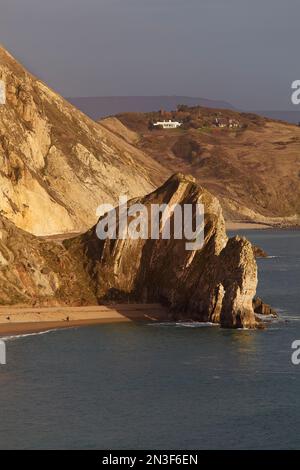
top-left (0, 173), bottom-right (272, 329)
top-left (0, 49), bottom-right (275, 327)
top-left (252, 245), bottom-right (268, 258)
top-left (0, 46), bottom-right (165, 236)
top-left (253, 297), bottom-right (277, 317)
top-left (0, 215), bottom-right (97, 306)
top-left (65, 174), bottom-right (259, 328)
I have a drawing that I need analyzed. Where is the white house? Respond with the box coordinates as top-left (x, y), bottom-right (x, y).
top-left (214, 117), bottom-right (227, 128)
top-left (153, 119), bottom-right (182, 129)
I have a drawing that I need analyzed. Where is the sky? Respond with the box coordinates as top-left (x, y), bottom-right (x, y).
top-left (1, 0), bottom-right (299, 109)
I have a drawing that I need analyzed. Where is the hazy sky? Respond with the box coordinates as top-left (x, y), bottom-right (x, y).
top-left (1, 0), bottom-right (299, 109)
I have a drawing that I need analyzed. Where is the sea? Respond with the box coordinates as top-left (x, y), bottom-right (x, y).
top-left (0, 229), bottom-right (299, 449)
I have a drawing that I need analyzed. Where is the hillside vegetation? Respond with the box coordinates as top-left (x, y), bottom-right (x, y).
top-left (108, 107), bottom-right (300, 226)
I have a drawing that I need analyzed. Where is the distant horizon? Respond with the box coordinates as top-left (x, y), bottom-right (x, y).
top-left (1, 41), bottom-right (298, 113)
top-left (66, 95), bottom-right (300, 113)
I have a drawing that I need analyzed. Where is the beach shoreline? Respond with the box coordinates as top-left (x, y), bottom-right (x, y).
top-left (0, 304), bottom-right (169, 337)
top-left (0, 318), bottom-right (131, 337)
top-left (226, 222), bottom-right (300, 230)
top-left (225, 222), bottom-right (271, 230)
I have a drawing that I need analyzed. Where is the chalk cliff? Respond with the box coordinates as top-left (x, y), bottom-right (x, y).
top-left (0, 46), bottom-right (164, 236)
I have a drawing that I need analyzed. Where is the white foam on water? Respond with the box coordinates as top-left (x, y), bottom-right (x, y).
top-left (255, 313), bottom-right (277, 322)
top-left (0, 328), bottom-right (68, 342)
top-left (148, 321), bottom-right (218, 328)
top-left (175, 322), bottom-right (218, 328)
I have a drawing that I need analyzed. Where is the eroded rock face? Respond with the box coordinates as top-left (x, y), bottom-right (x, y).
top-left (0, 215), bottom-right (97, 306)
top-left (0, 46), bottom-right (165, 236)
top-left (66, 174), bottom-right (259, 328)
top-left (0, 173), bottom-right (265, 328)
top-left (253, 297), bottom-right (277, 317)
top-left (252, 245), bottom-right (268, 258)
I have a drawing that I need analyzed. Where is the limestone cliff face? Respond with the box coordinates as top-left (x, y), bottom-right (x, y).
top-left (66, 174), bottom-right (258, 328)
top-left (0, 215), bottom-right (97, 306)
top-left (0, 46), bottom-right (165, 236)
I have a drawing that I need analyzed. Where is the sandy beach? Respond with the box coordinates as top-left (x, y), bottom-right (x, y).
top-left (225, 222), bottom-right (271, 230)
top-left (0, 304), bottom-right (169, 336)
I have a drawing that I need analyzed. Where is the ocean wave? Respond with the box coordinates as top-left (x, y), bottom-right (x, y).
top-left (175, 322), bottom-right (218, 328)
top-left (255, 313), bottom-right (278, 322)
top-left (0, 328), bottom-right (65, 342)
top-left (148, 321), bottom-right (219, 328)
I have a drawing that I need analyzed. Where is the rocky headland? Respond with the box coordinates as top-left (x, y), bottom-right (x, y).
top-left (65, 174), bottom-right (273, 329)
top-left (0, 46), bottom-right (277, 329)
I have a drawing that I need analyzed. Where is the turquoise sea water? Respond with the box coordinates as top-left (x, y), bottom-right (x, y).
top-left (0, 229), bottom-right (299, 449)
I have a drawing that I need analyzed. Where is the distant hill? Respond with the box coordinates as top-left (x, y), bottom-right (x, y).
top-left (67, 95), bottom-right (300, 126)
top-left (100, 107), bottom-right (300, 227)
top-left (67, 96), bottom-right (235, 120)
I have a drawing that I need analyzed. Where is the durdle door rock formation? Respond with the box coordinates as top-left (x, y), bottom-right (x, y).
top-left (66, 174), bottom-right (262, 329)
top-left (0, 172), bottom-right (274, 329)
top-left (0, 46), bottom-right (166, 236)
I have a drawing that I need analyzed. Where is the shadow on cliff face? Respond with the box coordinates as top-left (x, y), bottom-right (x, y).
top-left (100, 301), bottom-right (171, 323)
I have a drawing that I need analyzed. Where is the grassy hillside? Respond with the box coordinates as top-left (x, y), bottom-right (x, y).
top-left (106, 107), bottom-right (300, 226)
